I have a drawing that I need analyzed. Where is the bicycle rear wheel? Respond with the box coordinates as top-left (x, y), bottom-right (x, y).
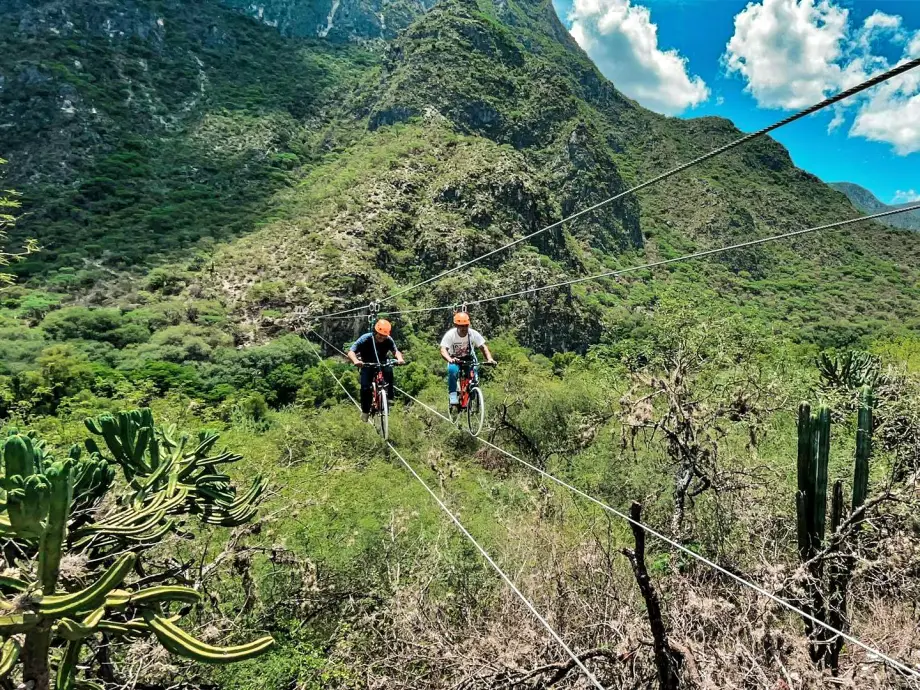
top-left (375, 389), bottom-right (389, 440)
top-left (467, 386), bottom-right (485, 436)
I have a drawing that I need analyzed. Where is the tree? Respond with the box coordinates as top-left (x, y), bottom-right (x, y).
top-left (0, 408), bottom-right (272, 690)
top-left (619, 297), bottom-right (778, 539)
top-left (0, 158), bottom-right (38, 285)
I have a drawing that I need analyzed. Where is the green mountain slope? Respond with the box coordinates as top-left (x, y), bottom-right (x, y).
top-left (221, 0), bottom-right (438, 42)
top-left (830, 182), bottom-right (920, 231)
top-left (204, 0), bottom-right (920, 352)
top-left (2, 0), bottom-right (920, 376)
top-left (1, 0), bottom-right (376, 285)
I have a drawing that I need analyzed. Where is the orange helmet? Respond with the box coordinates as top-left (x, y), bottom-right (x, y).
top-left (453, 312), bottom-right (471, 326)
top-left (374, 319), bottom-right (392, 336)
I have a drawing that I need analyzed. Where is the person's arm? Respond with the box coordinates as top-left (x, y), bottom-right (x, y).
top-left (473, 331), bottom-right (495, 364)
top-left (391, 338), bottom-right (406, 365)
top-left (439, 332), bottom-right (456, 363)
top-left (348, 337), bottom-right (365, 367)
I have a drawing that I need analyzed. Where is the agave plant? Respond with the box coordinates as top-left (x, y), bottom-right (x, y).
top-left (0, 408), bottom-right (272, 690)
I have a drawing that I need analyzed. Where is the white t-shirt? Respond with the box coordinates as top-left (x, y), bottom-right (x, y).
top-left (440, 328), bottom-right (486, 359)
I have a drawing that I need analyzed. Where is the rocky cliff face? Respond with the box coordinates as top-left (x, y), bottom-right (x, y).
top-left (219, 0), bottom-right (438, 42)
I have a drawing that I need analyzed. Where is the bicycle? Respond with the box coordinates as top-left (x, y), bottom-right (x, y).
top-left (448, 356), bottom-right (496, 437)
top-left (363, 359), bottom-right (402, 441)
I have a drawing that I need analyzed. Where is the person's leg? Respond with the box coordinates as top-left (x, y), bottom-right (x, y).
top-left (383, 367), bottom-right (394, 401)
top-left (447, 363), bottom-right (460, 405)
top-left (359, 368), bottom-right (373, 420)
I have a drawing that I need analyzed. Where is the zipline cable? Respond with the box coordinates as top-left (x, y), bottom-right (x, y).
top-left (318, 203), bottom-right (920, 321)
top-left (304, 333), bottom-right (920, 681)
top-left (307, 56), bottom-right (920, 318)
top-left (301, 331), bottom-right (609, 690)
top-left (306, 321), bottom-right (920, 679)
top-left (388, 385), bottom-right (920, 682)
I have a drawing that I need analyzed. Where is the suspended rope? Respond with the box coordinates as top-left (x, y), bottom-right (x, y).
top-left (302, 332), bottom-right (608, 690)
top-left (391, 385), bottom-right (920, 682)
top-left (309, 56), bottom-right (920, 320)
top-left (304, 326), bottom-right (920, 679)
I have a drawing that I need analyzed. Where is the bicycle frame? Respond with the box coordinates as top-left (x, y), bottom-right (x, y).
top-left (455, 359), bottom-right (480, 410)
top-left (364, 360), bottom-right (398, 414)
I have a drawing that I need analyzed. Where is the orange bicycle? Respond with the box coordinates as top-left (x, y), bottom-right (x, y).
top-left (448, 356), bottom-right (495, 437)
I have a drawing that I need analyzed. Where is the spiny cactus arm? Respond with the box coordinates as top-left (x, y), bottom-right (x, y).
top-left (39, 461), bottom-right (74, 594)
top-left (74, 509), bottom-right (168, 539)
top-left (55, 608), bottom-right (105, 641)
top-left (195, 484), bottom-right (236, 507)
top-left (71, 456), bottom-right (114, 515)
top-left (795, 404), bottom-right (813, 559)
top-left (96, 613), bottom-right (180, 636)
top-left (830, 480), bottom-right (844, 536)
top-left (125, 586), bottom-right (201, 607)
top-left (813, 406), bottom-right (831, 549)
top-left (0, 613), bottom-right (40, 634)
top-left (0, 575), bottom-right (28, 594)
top-left (133, 456), bottom-right (177, 506)
top-left (3, 434), bottom-right (36, 479)
top-left (7, 474), bottom-right (51, 539)
top-left (227, 477), bottom-right (264, 512)
top-left (55, 638), bottom-right (82, 690)
top-left (199, 506), bottom-right (258, 527)
top-left (192, 431), bottom-right (220, 458)
top-left (37, 553), bottom-right (135, 617)
top-left (142, 609), bottom-right (275, 664)
top-left (795, 491), bottom-right (809, 561)
top-left (853, 386), bottom-right (873, 513)
top-left (0, 637), bottom-right (21, 679)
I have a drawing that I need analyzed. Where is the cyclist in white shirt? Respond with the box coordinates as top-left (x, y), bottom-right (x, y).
top-left (439, 312), bottom-right (496, 410)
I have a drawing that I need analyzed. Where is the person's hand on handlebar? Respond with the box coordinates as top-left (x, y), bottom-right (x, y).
top-left (352, 358), bottom-right (364, 368)
top-left (484, 358), bottom-right (497, 366)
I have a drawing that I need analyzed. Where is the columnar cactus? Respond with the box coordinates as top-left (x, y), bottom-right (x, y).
top-left (0, 409), bottom-right (273, 690)
top-left (793, 390), bottom-right (874, 669)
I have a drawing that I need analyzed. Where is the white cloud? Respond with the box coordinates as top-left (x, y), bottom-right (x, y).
top-left (724, 0), bottom-right (849, 109)
top-left (723, 0), bottom-right (920, 155)
top-left (892, 189), bottom-right (920, 204)
top-left (851, 80), bottom-right (920, 154)
top-left (568, 0), bottom-right (709, 115)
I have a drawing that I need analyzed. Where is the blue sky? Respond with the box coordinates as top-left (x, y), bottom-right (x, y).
top-left (551, 0), bottom-right (920, 204)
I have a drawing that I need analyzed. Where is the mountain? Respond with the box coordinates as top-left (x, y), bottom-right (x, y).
top-left (4, 0), bottom-right (920, 355)
top-left (221, 0), bottom-right (438, 42)
top-left (831, 182), bottom-right (920, 231)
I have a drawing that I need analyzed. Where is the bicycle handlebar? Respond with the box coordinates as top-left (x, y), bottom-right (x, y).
top-left (358, 359), bottom-right (404, 368)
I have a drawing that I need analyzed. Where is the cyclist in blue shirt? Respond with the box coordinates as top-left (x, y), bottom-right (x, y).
top-left (347, 319), bottom-right (405, 422)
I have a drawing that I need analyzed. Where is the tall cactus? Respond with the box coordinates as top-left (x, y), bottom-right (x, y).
top-left (0, 409), bottom-right (273, 690)
top-left (793, 391), bottom-right (874, 670)
top-left (852, 386), bottom-right (872, 516)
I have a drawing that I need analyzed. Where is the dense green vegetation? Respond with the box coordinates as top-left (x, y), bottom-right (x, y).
top-left (2, 0), bottom-right (920, 687)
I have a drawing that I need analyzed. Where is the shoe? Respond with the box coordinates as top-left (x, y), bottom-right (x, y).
top-left (360, 413), bottom-right (369, 423)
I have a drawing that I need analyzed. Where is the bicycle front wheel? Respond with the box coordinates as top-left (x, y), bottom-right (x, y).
top-left (467, 386), bottom-right (485, 436)
top-left (375, 389), bottom-right (389, 441)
